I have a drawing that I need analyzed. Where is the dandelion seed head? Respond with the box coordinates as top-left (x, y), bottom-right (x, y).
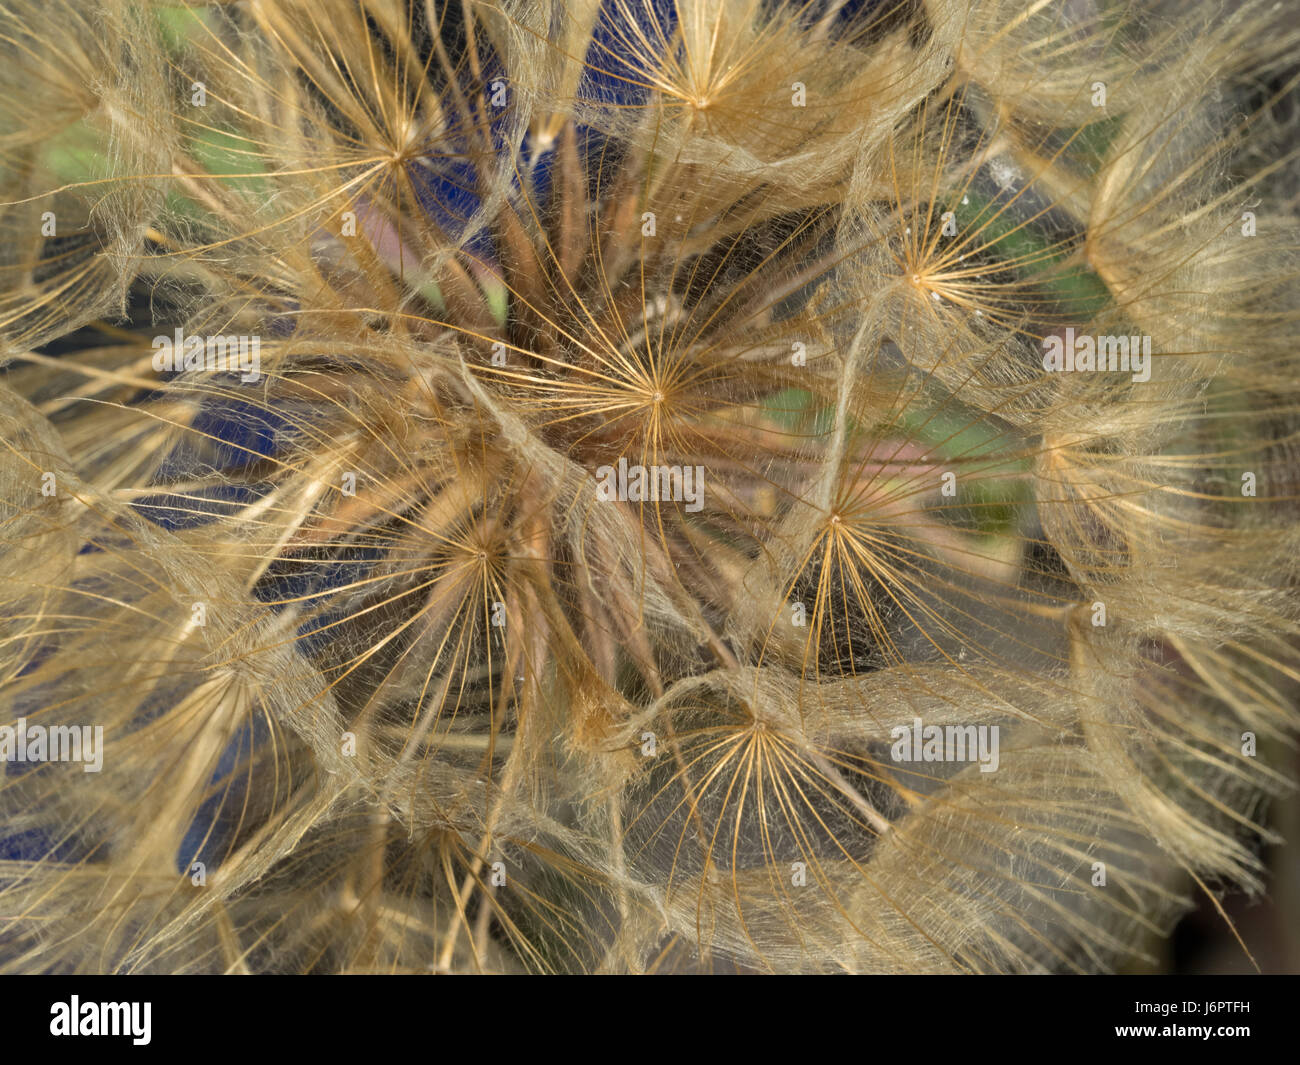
top-left (0, 0), bottom-right (1297, 977)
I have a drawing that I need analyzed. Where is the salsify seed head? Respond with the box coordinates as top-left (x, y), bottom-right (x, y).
top-left (1, 0), bottom-right (1299, 974)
